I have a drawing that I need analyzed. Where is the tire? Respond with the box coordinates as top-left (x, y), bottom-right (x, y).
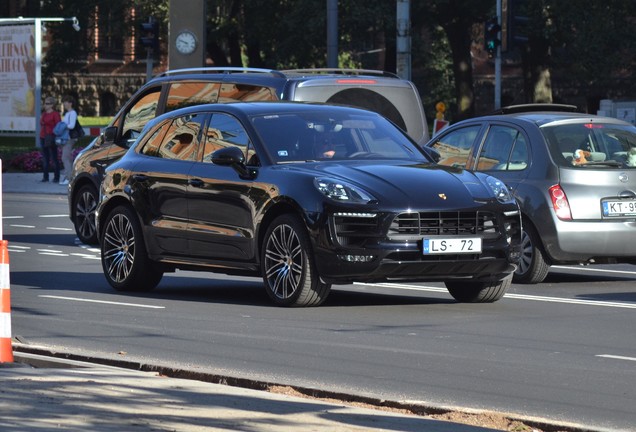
top-left (513, 223), bottom-right (550, 284)
top-left (101, 205), bottom-right (163, 292)
top-left (445, 275), bottom-right (512, 303)
top-left (73, 184), bottom-right (99, 245)
top-left (261, 214), bottom-right (331, 307)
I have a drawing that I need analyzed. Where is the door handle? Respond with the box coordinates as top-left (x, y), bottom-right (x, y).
top-left (188, 178), bottom-right (204, 188)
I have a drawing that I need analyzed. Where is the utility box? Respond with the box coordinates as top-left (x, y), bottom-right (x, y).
top-left (598, 99), bottom-right (636, 125)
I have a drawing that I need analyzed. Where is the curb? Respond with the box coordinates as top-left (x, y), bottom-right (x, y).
top-left (11, 343), bottom-right (594, 432)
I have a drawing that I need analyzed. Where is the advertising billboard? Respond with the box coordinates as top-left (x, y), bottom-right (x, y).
top-left (0, 24), bottom-right (36, 133)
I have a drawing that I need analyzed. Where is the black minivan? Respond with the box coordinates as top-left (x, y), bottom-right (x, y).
top-left (68, 67), bottom-right (429, 244)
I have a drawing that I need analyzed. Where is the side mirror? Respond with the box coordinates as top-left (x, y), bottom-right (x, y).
top-left (103, 126), bottom-right (117, 143)
top-left (211, 146), bottom-right (245, 166)
top-left (211, 146), bottom-right (255, 179)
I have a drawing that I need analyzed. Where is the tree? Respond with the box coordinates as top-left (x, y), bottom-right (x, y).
top-left (414, 0), bottom-right (493, 120)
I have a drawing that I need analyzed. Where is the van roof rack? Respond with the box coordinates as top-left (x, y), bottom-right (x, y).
top-left (157, 67), bottom-right (286, 78)
top-left (280, 68), bottom-right (399, 78)
top-left (490, 103), bottom-right (579, 115)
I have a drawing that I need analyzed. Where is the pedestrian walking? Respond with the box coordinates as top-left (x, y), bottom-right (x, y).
top-left (59, 96), bottom-right (79, 185)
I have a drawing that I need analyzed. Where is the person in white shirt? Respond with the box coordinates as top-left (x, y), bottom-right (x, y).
top-left (59, 96), bottom-right (79, 185)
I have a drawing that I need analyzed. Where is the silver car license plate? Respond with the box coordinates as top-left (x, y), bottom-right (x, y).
top-left (602, 200), bottom-right (636, 217)
top-left (423, 238), bottom-right (482, 254)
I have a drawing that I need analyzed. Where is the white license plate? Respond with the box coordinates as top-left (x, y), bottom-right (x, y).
top-left (423, 238), bottom-right (482, 254)
top-left (602, 200), bottom-right (636, 217)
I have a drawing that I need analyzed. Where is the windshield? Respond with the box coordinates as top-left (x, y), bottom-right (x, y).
top-left (541, 122), bottom-right (636, 168)
top-left (251, 111), bottom-right (428, 163)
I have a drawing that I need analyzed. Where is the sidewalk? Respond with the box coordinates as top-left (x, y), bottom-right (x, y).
top-left (1, 351), bottom-right (501, 432)
top-left (2, 171), bottom-right (68, 195)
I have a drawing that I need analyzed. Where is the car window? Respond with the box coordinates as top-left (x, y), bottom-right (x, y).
top-left (252, 112), bottom-right (427, 163)
top-left (540, 122), bottom-right (636, 168)
top-left (477, 125), bottom-right (528, 171)
top-left (165, 82), bottom-right (221, 112)
top-left (141, 113), bottom-right (205, 161)
top-left (218, 83), bottom-right (278, 102)
top-left (430, 125), bottom-right (480, 168)
top-left (121, 89), bottom-right (161, 143)
top-left (201, 113), bottom-right (250, 163)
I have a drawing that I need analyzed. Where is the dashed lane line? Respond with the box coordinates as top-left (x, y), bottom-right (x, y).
top-left (355, 282), bottom-right (636, 309)
top-left (39, 295), bottom-right (165, 309)
top-left (596, 354), bottom-right (636, 362)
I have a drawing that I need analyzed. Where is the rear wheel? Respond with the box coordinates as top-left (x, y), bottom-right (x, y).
top-left (445, 275), bottom-right (512, 303)
top-left (73, 184), bottom-right (99, 245)
top-left (101, 205), bottom-right (163, 292)
top-left (261, 214), bottom-right (331, 307)
top-left (514, 223), bottom-right (550, 284)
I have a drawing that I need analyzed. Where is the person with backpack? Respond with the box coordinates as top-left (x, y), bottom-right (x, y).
top-left (59, 96), bottom-right (81, 185)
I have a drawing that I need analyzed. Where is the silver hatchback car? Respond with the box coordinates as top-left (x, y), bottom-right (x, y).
top-left (426, 104), bottom-right (636, 283)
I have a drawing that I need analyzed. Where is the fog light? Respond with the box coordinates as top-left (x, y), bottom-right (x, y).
top-left (338, 254), bottom-right (375, 262)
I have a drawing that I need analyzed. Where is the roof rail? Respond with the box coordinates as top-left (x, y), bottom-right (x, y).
top-left (157, 67), bottom-right (286, 78)
top-left (491, 103), bottom-right (579, 115)
top-left (280, 68), bottom-right (400, 79)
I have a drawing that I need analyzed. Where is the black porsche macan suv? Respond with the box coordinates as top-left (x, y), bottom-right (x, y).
top-left (69, 67), bottom-right (429, 245)
top-left (97, 102), bottom-right (522, 307)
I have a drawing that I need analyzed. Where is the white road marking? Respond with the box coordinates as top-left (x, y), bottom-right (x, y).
top-left (552, 265), bottom-right (636, 275)
top-left (70, 253), bottom-right (100, 258)
top-left (39, 295), bottom-right (165, 309)
top-left (46, 227), bottom-right (73, 231)
top-left (39, 252), bottom-right (69, 257)
top-left (37, 249), bottom-right (63, 253)
top-left (38, 214), bottom-right (68, 218)
top-left (10, 224), bottom-right (35, 228)
top-left (596, 354), bottom-right (636, 362)
top-left (355, 282), bottom-right (636, 309)
top-left (8, 245), bottom-right (30, 250)
top-left (3, 216), bottom-right (24, 219)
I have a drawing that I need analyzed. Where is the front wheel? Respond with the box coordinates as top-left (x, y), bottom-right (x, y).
top-left (73, 184), bottom-right (99, 245)
top-left (513, 223), bottom-right (550, 284)
top-left (101, 205), bottom-right (163, 292)
top-left (261, 214), bottom-right (331, 307)
top-left (445, 275), bottom-right (512, 303)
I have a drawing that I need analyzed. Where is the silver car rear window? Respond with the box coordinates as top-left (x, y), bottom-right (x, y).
top-left (540, 122), bottom-right (636, 169)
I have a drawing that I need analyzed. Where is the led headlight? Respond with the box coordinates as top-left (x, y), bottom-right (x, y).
top-left (485, 175), bottom-right (512, 203)
top-left (314, 178), bottom-right (376, 204)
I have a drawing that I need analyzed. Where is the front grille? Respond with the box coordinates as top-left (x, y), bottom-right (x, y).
top-left (388, 211), bottom-right (499, 241)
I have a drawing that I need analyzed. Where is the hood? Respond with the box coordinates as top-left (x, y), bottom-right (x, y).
top-left (286, 161), bottom-right (495, 208)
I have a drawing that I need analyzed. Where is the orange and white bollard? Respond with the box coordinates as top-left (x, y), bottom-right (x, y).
top-left (0, 239), bottom-right (13, 363)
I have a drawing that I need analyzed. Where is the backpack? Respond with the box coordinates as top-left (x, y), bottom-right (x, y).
top-left (70, 117), bottom-right (85, 139)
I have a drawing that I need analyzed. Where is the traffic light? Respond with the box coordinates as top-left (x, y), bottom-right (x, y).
top-left (484, 17), bottom-right (501, 58)
top-left (139, 17), bottom-right (159, 52)
top-left (506, 0), bottom-right (529, 49)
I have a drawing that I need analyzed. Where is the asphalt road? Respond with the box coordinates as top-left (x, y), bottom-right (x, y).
top-left (5, 193), bottom-right (636, 431)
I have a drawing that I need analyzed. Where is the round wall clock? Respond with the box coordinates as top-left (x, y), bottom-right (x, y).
top-left (175, 30), bottom-right (197, 55)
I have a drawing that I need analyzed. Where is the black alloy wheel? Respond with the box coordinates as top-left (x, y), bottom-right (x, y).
top-left (73, 184), bottom-right (99, 245)
top-left (101, 205), bottom-right (163, 292)
top-left (261, 214), bottom-right (331, 307)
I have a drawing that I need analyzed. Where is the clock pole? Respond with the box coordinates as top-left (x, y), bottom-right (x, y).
top-left (169, 0), bottom-right (206, 69)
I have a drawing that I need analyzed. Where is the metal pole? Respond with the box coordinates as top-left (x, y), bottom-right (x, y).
top-left (396, 0), bottom-right (411, 80)
top-left (35, 18), bottom-right (42, 148)
top-left (326, 0), bottom-right (338, 68)
top-left (495, 0), bottom-right (502, 109)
